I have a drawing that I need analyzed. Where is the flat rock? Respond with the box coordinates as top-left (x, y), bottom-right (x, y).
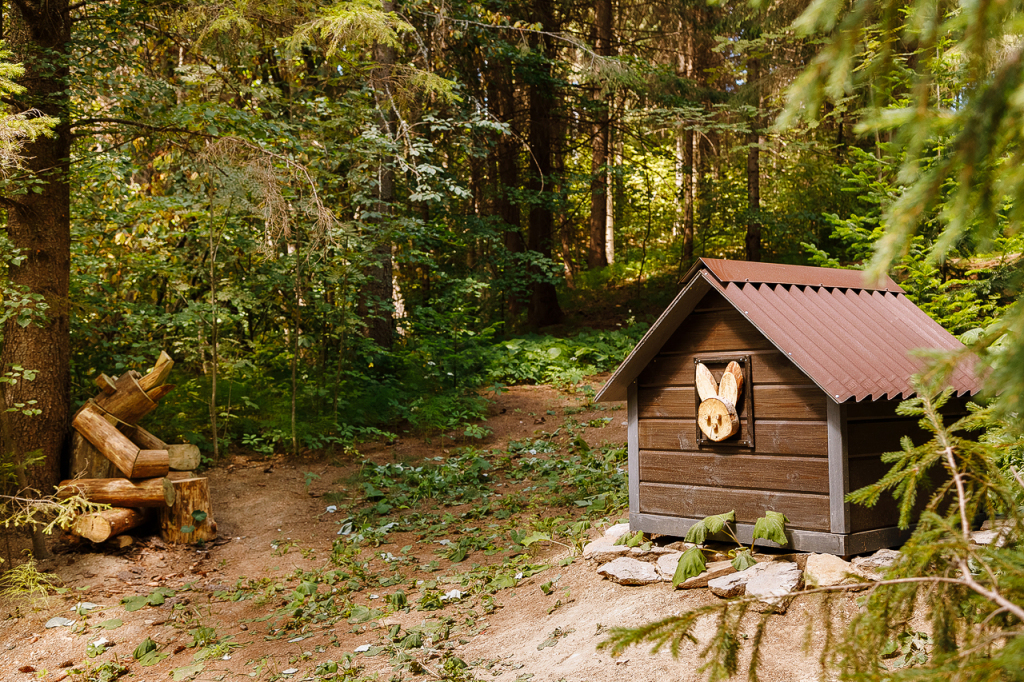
top-left (655, 552), bottom-right (684, 580)
top-left (629, 545), bottom-right (674, 560)
top-left (604, 523), bottom-right (632, 540)
top-left (981, 519), bottom-right (1011, 531)
top-left (582, 537), bottom-right (630, 564)
top-left (851, 548), bottom-right (901, 579)
top-left (971, 529), bottom-right (1007, 547)
top-left (804, 553), bottom-right (854, 587)
top-left (708, 562), bottom-right (773, 598)
top-left (677, 560), bottom-right (737, 589)
top-left (746, 561), bottom-right (802, 612)
top-left (597, 557), bottom-right (662, 586)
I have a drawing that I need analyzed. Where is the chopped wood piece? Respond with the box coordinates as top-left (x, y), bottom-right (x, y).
top-left (72, 404), bottom-right (169, 478)
top-left (93, 374), bottom-right (117, 395)
top-left (121, 424), bottom-right (167, 451)
top-left (57, 477), bottom-right (175, 508)
top-left (138, 351), bottom-right (174, 392)
top-left (134, 450), bottom-right (172, 479)
top-left (697, 397), bottom-right (740, 441)
top-left (145, 384), bottom-right (175, 402)
top-left (695, 363), bottom-right (718, 402)
top-left (719, 371), bottom-right (739, 406)
top-left (92, 372), bottom-right (158, 424)
top-left (160, 477), bottom-right (217, 544)
top-left (167, 444), bottom-right (200, 472)
top-left (72, 508), bottom-right (150, 543)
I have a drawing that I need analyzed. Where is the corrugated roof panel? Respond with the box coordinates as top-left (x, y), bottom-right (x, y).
top-left (701, 258), bottom-right (903, 292)
top-left (596, 259), bottom-right (982, 404)
top-left (715, 281), bottom-right (864, 401)
top-left (717, 281), bottom-right (981, 402)
top-left (796, 287), bottom-right (907, 399)
top-left (796, 286), bottom-right (903, 388)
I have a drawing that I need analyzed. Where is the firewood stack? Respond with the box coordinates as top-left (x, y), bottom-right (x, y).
top-left (59, 352), bottom-right (217, 545)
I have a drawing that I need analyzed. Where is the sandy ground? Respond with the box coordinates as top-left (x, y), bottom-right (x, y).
top-left (0, 381), bottom-right (864, 682)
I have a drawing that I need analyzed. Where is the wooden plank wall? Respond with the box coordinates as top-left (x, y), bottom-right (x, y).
top-left (636, 290), bottom-right (832, 532)
top-left (845, 397), bottom-right (970, 532)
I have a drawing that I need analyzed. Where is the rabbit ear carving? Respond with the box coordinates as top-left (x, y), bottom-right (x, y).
top-left (695, 363), bottom-right (718, 402)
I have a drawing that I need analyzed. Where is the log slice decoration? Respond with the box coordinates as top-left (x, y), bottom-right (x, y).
top-left (695, 361), bottom-right (745, 442)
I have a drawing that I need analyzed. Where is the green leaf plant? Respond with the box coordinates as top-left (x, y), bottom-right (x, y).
top-left (670, 510), bottom-right (790, 587)
top-left (602, 377), bottom-right (1024, 681)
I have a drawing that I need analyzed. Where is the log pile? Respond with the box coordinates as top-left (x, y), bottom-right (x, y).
top-left (61, 352), bottom-right (217, 544)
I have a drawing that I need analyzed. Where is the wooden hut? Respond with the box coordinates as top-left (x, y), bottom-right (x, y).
top-left (596, 258), bottom-right (980, 555)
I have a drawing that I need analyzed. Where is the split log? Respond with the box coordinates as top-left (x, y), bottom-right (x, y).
top-left (94, 374), bottom-right (117, 395)
top-left (73, 404), bottom-right (169, 478)
top-left (69, 432), bottom-right (117, 480)
top-left (160, 477), bottom-right (217, 544)
top-left (121, 424), bottom-right (168, 451)
top-left (697, 397), bottom-right (740, 442)
top-left (145, 384), bottom-right (175, 402)
top-left (167, 444), bottom-right (200, 472)
top-left (695, 363), bottom-right (718, 402)
top-left (138, 351), bottom-right (174, 392)
top-left (72, 508), bottom-right (150, 543)
top-left (91, 372), bottom-right (158, 424)
top-left (57, 477), bottom-right (175, 508)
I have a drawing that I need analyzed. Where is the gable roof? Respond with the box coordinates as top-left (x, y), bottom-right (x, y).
top-left (596, 258), bottom-right (981, 403)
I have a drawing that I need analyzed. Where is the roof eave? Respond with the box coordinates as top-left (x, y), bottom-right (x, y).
top-left (595, 269), bottom-right (714, 402)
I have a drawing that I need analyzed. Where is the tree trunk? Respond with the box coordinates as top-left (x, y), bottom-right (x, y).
top-left (683, 128), bottom-right (696, 263)
top-left (493, 63), bottom-right (526, 322)
top-left (0, 0), bottom-right (73, 559)
top-left (587, 0), bottom-right (612, 269)
top-left (362, 0), bottom-right (397, 349)
top-left (605, 137), bottom-right (615, 264)
top-left (745, 58), bottom-right (763, 263)
top-left (526, 0), bottom-right (563, 329)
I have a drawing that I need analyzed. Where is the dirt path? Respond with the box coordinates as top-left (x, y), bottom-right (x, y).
top-left (0, 381), bottom-right (852, 682)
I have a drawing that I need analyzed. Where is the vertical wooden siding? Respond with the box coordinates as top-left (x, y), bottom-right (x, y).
top-left (636, 290), bottom-right (832, 532)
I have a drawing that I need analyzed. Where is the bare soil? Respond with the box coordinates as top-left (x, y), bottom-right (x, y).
top-left (0, 380), bottom-right (855, 682)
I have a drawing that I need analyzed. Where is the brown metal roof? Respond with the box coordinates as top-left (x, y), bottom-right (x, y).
top-left (596, 259), bottom-right (980, 403)
top-left (700, 257), bottom-right (904, 292)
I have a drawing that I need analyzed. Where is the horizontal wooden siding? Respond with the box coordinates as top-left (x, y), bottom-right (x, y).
top-left (636, 290), bottom-right (831, 532)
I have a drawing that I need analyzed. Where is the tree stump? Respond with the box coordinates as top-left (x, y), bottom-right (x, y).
top-left (72, 508), bottom-right (151, 543)
top-left (57, 477), bottom-right (175, 508)
top-left (160, 477), bottom-right (217, 544)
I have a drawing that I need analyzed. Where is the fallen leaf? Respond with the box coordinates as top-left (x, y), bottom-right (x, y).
top-left (18, 665), bottom-right (35, 673)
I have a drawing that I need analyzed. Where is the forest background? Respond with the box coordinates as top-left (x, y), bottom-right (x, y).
top-left (0, 0), bottom-right (1022, 560)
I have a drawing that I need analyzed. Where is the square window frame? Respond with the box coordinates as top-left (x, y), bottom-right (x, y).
top-left (693, 353), bottom-right (755, 449)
